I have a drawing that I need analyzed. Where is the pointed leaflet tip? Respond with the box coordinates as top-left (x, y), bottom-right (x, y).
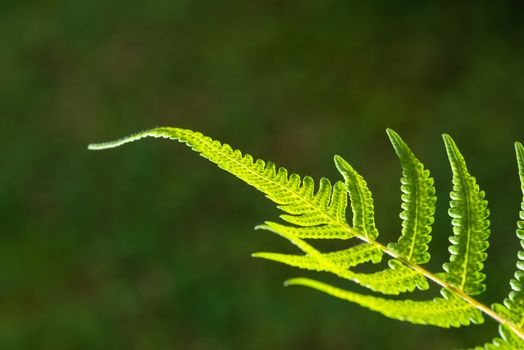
top-left (333, 154), bottom-right (345, 168)
top-left (333, 154), bottom-right (357, 179)
top-left (385, 128), bottom-right (399, 139)
top-left (385, 128), bottom-right (400, 147)
top-left (385, 129), bottom-right (412, 159)
top-left (442, 134), bottom-right (462, 165)
top-left (334, 154), bottom-right (354, 177)
top-left (442, 133), bottom-right (454, 148)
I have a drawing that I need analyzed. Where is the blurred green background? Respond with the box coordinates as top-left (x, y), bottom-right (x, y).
top-left (1, 1), bottom-right (524, 349)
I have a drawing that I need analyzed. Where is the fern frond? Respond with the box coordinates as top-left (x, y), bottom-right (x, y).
top-left (285, 278), bottom-right (483, 328)
top-left (89, 127), bottom-right (524, 349)
top-left (385, 129), bottom-right (436, 264)
top-left (439, 134), bottom-right (491, 296)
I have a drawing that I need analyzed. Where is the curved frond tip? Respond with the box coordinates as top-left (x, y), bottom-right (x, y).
top-left (88, 128), bottom-right (170, 150)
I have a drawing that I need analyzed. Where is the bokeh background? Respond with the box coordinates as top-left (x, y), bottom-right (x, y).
top-left (1, 1), bottom-right (524, 349)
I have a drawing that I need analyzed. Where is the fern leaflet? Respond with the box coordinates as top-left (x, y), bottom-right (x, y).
top-left (285, 278), bottom-right (482, 328)
top-left (334, 155), bottom-right (379, 240)
top-left (438, 134), bottom-right (491, 296)
top-left (386, 128), bottom-right (436, 264)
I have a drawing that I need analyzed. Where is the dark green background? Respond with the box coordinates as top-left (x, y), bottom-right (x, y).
top-left (1, 1), bottom-right (524, 349)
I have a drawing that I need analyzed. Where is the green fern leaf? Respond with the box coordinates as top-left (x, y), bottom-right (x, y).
top-left (253, 221), bottom-right (359, 277)
top-left (334, 141), bottom-right (431, 294)
top-left (254, 252), bottom-right (426, 295)
top-left (438, 134), bottom-right (491, 296)
top-left (255, 221), bottom-right (426, 295)
top-left (333, 153), bottom-right (431, 294)
top-left (476, 142), bottom-right (524, 349)
top-left (334, 155), bottom-right (379, 240)
top-left (496, 142), bottom-right (524, 327)
top-left (89, 127), bottom-right (524, 349)
top-left (285, 278), bottom-right (483, 328)
top-left (256, 217), bottom-right (351, 240)
top-left (385, 128), bottom-right (436, 264)
top-left (350, 259), bottom-right (429, 295)
top-left (89, 128), bottom-right (350, 236)
top-left (252, 243), bottom-right (382, 271)
top-left (264, 223), bottom-right (432, 296)
top-left (90, 128), bottom-right (425, 296)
